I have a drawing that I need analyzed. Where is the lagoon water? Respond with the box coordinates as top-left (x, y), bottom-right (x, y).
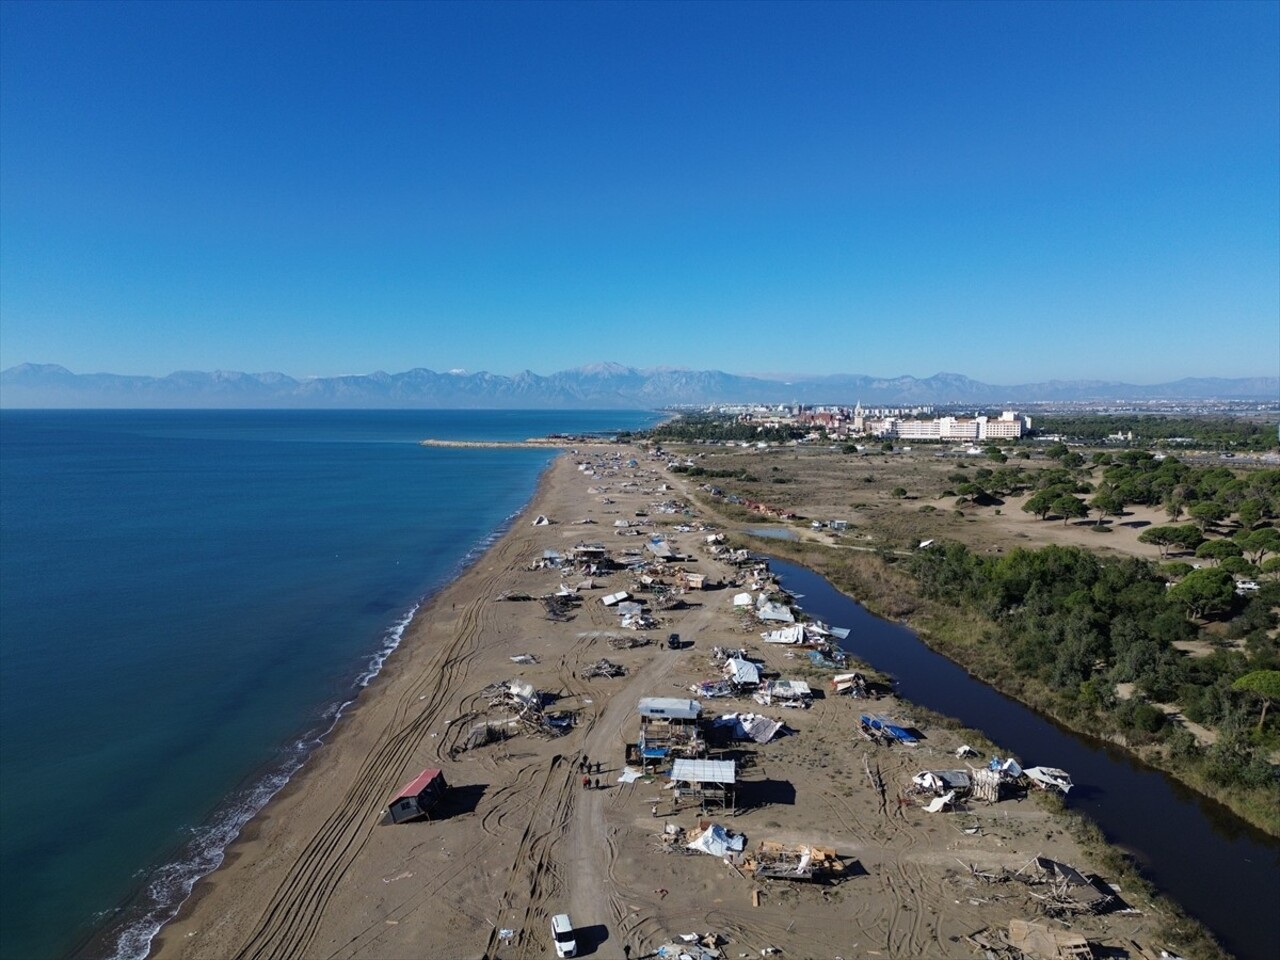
top-left (0, 409), bottom-right (658, 960)
top-left (771, 557), bottom-right (1280, 960)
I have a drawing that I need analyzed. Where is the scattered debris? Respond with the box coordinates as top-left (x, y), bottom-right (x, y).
top-left (740, 840), bottom-right (845, 881)
top-left (582, 658), bottom-right (627, 679)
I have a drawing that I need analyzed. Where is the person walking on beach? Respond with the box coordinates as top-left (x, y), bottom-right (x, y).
top-left (582, 774), bottom-right (591, 790)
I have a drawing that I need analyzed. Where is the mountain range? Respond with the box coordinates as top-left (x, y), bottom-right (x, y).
top-left (1, 362), bottom-right (1276, 408)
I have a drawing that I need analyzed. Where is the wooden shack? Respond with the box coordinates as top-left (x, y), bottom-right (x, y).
top-left (637, 697), bottom-right (704, 765)
top-left (388, 768), bottom-right (449, 824)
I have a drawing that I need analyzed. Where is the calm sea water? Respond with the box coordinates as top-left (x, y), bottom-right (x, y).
top-left (0, 409), bottom-right (659, 960)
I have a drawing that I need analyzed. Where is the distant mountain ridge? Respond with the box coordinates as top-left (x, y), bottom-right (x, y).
top-left (1, 362), bottom-right (1275, 408)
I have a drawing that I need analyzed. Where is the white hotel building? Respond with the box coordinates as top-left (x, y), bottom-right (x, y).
top-left (867, 410), bottom-right (1031, 441)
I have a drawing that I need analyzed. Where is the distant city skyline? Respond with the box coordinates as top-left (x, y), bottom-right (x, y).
top-left (2, 1), bottom-right (1277, 383)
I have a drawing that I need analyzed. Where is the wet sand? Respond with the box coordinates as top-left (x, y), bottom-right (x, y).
top-left (154, 446), bottom-right (1181, 960)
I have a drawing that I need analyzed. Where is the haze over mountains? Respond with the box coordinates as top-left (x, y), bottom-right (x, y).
top-left (1, 362), bottom-right (1275, 409)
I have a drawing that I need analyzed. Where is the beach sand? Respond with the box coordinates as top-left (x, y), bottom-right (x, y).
top-left (153, 447), bottom-right (1164, 960)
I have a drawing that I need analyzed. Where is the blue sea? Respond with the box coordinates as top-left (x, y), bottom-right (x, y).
top-left (0, 409), bottom-right (660, 960)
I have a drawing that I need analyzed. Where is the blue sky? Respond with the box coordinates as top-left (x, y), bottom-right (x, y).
top-left (1, 0), bottom-right (1277, 383)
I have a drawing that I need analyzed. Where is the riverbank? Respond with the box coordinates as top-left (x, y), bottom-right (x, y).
top-left (154, 446), bottom-right (1220, 960)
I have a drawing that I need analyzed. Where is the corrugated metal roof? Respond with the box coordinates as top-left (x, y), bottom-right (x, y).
top-left (671, 758), bottom-right (736, 784)
top-left (638, 697), bottom-right (702, 720)
top-left (393, 768), bottom-right (443, 801)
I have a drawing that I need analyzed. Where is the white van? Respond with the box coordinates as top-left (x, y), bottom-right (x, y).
top-left (551, 914), bottom-right (577, 958)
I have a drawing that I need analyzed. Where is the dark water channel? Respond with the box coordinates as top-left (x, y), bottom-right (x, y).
top-left (769, 557), bottom-right (1280, 960)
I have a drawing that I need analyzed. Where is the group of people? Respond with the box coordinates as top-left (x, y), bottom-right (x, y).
top-left (579, 754), bottom-right (602, 789)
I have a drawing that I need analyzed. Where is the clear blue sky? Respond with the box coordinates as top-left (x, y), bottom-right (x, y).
top-left (2, 0), bottom-right (1277, 383)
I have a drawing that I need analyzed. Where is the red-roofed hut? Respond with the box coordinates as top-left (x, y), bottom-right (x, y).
top-left (388, 768), bottom-right (449, 823)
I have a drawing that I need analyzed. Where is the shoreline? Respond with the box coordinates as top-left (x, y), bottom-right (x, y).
top-left (152, 445), bottom-right (1219, 960)
top-left (98, 474), bottom-right (554, 960)
top-left (147, 459), bottom-right (567, 959)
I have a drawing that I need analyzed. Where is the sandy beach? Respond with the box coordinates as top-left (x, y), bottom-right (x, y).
top-left (153, 445), bottom-right (1177, 960)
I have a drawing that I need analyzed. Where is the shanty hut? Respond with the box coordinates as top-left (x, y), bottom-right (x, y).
top-left (670, 758), bottom-right (737, 813)
top-left (388, 768), bottom-right (449, 824)
top-left (637, 697), bottom-right (704, 764)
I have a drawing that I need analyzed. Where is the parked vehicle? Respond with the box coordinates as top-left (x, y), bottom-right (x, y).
top-left (551, 913), bottom-right (577, 958)
top-left (667, 633), bottom-right (681, 650)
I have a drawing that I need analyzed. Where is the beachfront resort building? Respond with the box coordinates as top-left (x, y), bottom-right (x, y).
top-left (866, 410), bottom-right (1031, 442)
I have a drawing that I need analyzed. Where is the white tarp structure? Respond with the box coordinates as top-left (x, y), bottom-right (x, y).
top-left (762, 624), bottom-right (806, 644)
top-left (724, 657), bottom-right (760, 686)
top-left (685, 823), bottom-right (745, 859)
top-left (616, 601), bottom-right (644, 617)
top-left (601, 591), bottom-right (630, 606)
top-left (732, 592), bottom-right (753, 608)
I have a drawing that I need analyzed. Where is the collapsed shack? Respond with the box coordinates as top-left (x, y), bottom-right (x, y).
top-left (582, 658), bottom-right (627, 679)
top-left (709, 712), bottom-right (782, 745)
top-left (670, 758), bottom-right (736, 814)
top-left (859, 713), bottom-right (919, 746)
top-left (739, 840), bottom-right (846, 882)
top-left (754, 679), bottom-right (812, 708)
top-left (450, 679), bottom-right (570, 756)
top-left (542, 594), bottom-right (579, 622)
top-left (965, 921), bottom-right (1095, 960)
top-left (831, 671), bottom-right (868, 698)
top-left (1015, 856), bottom-right (1117, 916)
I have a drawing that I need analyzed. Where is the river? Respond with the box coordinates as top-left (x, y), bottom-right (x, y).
top-left (769, 557), bottom-right (1280, 960)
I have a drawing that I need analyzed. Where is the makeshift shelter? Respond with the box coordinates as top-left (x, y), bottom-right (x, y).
top-left (732, 592), bottom-right (753, 608)
top-left (912, 769), bottom-right (972, 796)
top-left (601, 591), bottom-right (630, 607)
top-left (754, 679), bottom-right (812, 707)
top-left (670, 758), bottom-right (737, 812)
top-left (637, 698), bottom-right (704, 764)
top-left (387, 768), bottom-right (449, 823)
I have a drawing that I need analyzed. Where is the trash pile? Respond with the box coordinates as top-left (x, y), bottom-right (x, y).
top-left (608, 635), bottom-right (652, 650)
top-left (653, 931), bottom-right (727, 960)
top-left (581, 658), bottom-right (627, 679)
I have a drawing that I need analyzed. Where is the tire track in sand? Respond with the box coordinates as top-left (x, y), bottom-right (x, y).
top-left (231, 538), bottom-right (523, 960)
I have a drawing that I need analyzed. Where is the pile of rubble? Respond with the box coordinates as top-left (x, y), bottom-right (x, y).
top-left (448, 680), bottom-right (571, 754)
top-left (738, 840), bottom-right (845, 881)
top-left (607, 635), bottom-right (652, 650)
top-left (581, 658), bottom-right (627, 679)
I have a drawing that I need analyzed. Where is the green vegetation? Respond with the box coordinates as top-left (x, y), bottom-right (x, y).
top-left (645, 414), bottom-right (803, 444)
top-left (908, 543), bottom-right (1280, 832)
top-left (1037, 414), bottom-right (1279, 452)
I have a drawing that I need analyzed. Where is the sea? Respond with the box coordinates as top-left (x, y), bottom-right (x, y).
top-left (0, 409), bottom-right (661, 960)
